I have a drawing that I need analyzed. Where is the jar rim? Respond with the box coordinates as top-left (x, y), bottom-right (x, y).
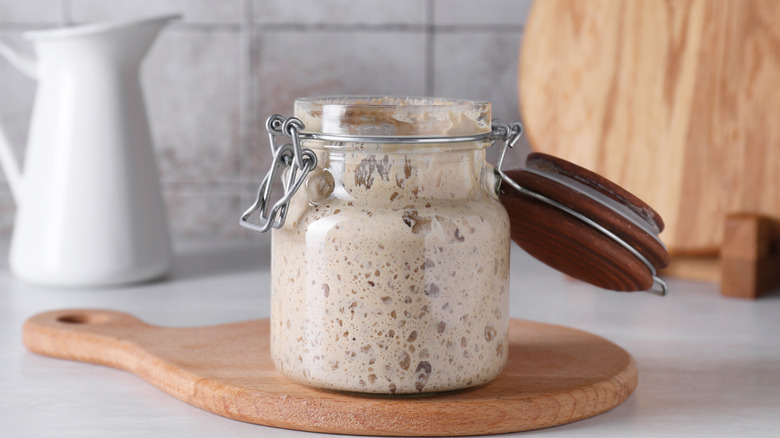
top-left (294, 95), bottom-right (491, 108)
top-left (294, 95), bottom-right (492, 137)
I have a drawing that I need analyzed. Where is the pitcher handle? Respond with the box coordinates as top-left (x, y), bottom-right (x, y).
top-left (0, 41), bottom-right (36, 79)
top-left (0, 40), bottom-right (36, 203)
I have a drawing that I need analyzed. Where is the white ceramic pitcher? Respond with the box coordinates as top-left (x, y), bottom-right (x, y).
top-left (0, 15), bottom-right (179, 287)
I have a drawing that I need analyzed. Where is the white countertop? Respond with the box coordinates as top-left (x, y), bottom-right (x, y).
top-left (1, 237), bottom-right (779, 437)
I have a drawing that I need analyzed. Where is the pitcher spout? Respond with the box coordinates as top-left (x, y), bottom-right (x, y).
top-left (24, 14), bottom-right (181, 66)
top-left (107, 14), bottom-right (182, 62)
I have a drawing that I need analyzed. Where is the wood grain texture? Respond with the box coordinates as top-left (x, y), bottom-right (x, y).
top-left (501, 180), bottom-right (651, 291)
top-left (502, 168), bottom-right (655, 291)
top-left (661, 254), bottom-right (720, 283)
top-left (498, 153), bottom-right (668, 292)
top-left (720, 214), bottom-right (780, 298)
top-left (520, 0), bottom-right (780, 255)
top-left (22, 309), bottom-right (638, 436)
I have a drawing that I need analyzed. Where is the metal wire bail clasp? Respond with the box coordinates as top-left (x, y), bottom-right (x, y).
top-left (240, 115), bottom-right (317, 233)
top-left (491, 120), bottom-right (524, 174)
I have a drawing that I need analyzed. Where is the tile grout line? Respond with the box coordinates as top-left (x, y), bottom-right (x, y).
top-left (158, 23), bottom-right (522, 33)
top-left (239, 0), bottom-right (254, 210)
top-left (58, 0), bottom-right (72, 27)
top-left (0, 21), bottom-right (524, 34)
top-left (424, 0), bottom-right (435, 96)
top-left (241, 0), bottom-right (267, 240)
top-left (0, 22), bottom-right (59, 30)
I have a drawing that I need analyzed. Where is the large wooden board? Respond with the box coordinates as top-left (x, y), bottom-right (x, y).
top-left (23, 309), bottom-right (637, 436)
top-left (520, 0), bottom-right (780, 255)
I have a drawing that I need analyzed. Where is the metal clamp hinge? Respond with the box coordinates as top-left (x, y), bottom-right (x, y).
top-left (240, 115), bottom-right (317, 233)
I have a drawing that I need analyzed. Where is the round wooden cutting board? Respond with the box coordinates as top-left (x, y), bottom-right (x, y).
top-left (519, 0), bottom-right (780, 254)
top-left (23, 309), bottom-right (637, 436)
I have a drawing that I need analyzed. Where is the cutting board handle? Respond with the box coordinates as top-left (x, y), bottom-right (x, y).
top-left (22, 309), bottom-right (150, 368)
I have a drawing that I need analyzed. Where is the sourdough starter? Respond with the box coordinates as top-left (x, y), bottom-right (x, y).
top-left (270, 98), bottom-right (510, 394)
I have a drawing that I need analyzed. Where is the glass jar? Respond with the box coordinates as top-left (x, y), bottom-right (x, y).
top-left (243, 95), bottom-right (671, 393)
top-left (252, 96), bottom-right (511, 394)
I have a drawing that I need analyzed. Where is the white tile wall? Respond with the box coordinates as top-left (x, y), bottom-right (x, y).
top-left (0, 0), bottom-right (60, 24)
top-left (144, 29), bottom-right (242, 184)
top-left (71, 0), bottom-right (243, 24)
top-left (0, 0), bottom-right (531, 237)
top-left (253, 0), bottom-right (426, 26)
top-left (434, 0), bottom-right (532, 26)
top-left (433, 30), bottom-right (529, 168)
top-left (164, 190), bottom-right (244, 238)
top-left (248, 30), bottom-right (427, 182)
